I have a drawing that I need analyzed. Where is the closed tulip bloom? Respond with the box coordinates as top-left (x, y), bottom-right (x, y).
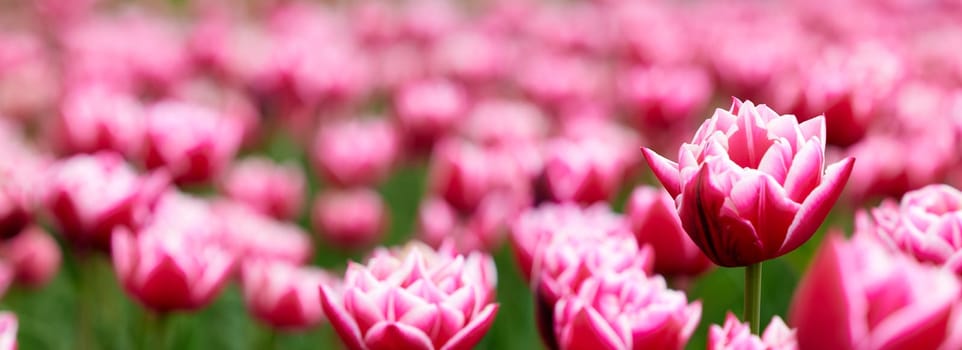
top-left (643, 99), bottom-right (855, 267)
top-left (112, 222), bottom-right (234, 312)
top-left (45, 152), bottom-right (168, 249)
top-left (144, 100), bottom-right (243, 185)
top-left (312, 188), bottom-right (388, 250)
top-left (618, 65), bottom-right (713, 130)
top-left (313, 119), bottom-right (399, 188)
top-left (626, 186), bottom-right (713, 277)
top-left (790, 234), bottom-right (962, 350)
top-left (857, 184), bottom-right (962, 273)
top-left (57, 86), bottom-right (145, 157)
top-left (221, 157), bottom-right (305, 221)
top-left (428, 139), bottom-right (495, 214)
top-left (0, 312), bottom-right (15, 350)
top-left (0, 226), bottom-right (61, 288)
top-left (708, 313), bottom-right (797, 350)
top-left (319, 242), bottom-right (499, 350)
top-left (214, 202), bottom-right (312, 266)
top-left (544, 137), bottom-right (627, 205)
top-left (554, 270), bottom-right (701, 350)
top-left (241, 261), bottom-right (336, 330)
top-left (395, 79), bottom-right (468, 149)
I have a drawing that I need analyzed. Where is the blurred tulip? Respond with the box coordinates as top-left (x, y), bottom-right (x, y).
top-left (461, 99), bottom-right (548, 148)
top-left (418, 194), bottom-right (521, 253)
top-left (643, 99), bottom-right (855, 266)
top-left (427, 139), bottom-right (494, 214)
top-left (0, 263), bottom-right (12, 299)
top-left (517, 53), bottom-right (604, 113)
top-left (313, 118), bottom-right (399, 188)
top-left (112, 221), bottom-right (233, 312)
top-left (626, 186), bottom-right (713, 277)
top-left (0, 226), bottom-right (61, 288)
top-left (791, 234), bottom-right (962, 350)
top-left (708, 313), bottom-right (797, 350)
top-left (214, 202), bottom-right (312, 266)
top-left (45, 152), bottom-right (169, 249)
top-left (144, 100), bottom-right (243, 185)
top-left (554, 270), bottom-right (701, 350)
top-left (319, 242), bottom-right (498, 350)
top-left (395, 79), bottom-right (467, 150)
top-left (57, 86), bottom-right (145, 156)
top-left (0, 148), bottom-right (44, 239)
top-left (221, 157), bottom-right (305, 221)
top-left (618, 65), bottom-right (713, 130)
top-left (433, 30), bottom-right (504, 85)
top-left (241, 261), bottom-right (336, 330)
top-left (0, 312), bottom-right (15, 350)
top-left (857, 184), bottom-right (962, 273)
top-left (311, 188), bottom-right (387, 250)
top-left (543, 137), bottom-right (627, 205)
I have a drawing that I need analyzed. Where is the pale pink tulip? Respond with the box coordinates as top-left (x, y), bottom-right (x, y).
top-left (626, 186), bottom-right (713, 277)
top-left (418, 194), bottom-right (521, 253)
top-left (0, 312), bottom-right (15, 350)
top-left (0, 226), bottom-right (61, 288)
top-left (311, 189), bottom-right (388, 250)
top-left (144, 100), bottom-right (243, 185)
top-left (618, 65), bottom-right (713, 130)
top-left (242, 261), bottom-right (337, 330)
top-left (554, 270), bottom-right (701, 350)
top-left (320, 242), bottom-right (499, 350)
top-left (427, 139), bottom-right (495, 214)
top-left (221, 157), bottom-right (306, 221)
top-left (313, 119), bottom-right (399, 188)
top-left (543, 137), bottom-right (627, 205)
top-left (643, 99), bottom-right (855, 266)
top-left (394, 79), bottom-right (467, 150)
top-left (708, 313), bottom-right (797, 350)
top-left (57, 86), bottom-right (145, 156)
top-left (214, 202), bottom-right (312, 266)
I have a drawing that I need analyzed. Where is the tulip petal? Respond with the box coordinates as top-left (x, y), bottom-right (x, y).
top-left (365, 322), bottom-right (435, 350)
top-left (680, 165), bottom-right (761, 266)
top-left (642, 148), bottom-right (681, 198)
top-left (783, 139), bottom-right (825, 203)
top-left (557, 300), bottom-right (627, 350)
top-left (729, 172), bottom-right (800, 258)
top-left (872, 272), bottom-right (958, 350)
top-left (320, 285), bottom-right (366, 350)
top-left (779, 157), bottom-right (855, 255)
top-left (441, 304), bottom-right (499, 350)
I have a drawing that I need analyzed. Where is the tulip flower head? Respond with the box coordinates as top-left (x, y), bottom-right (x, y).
top-left (242, 261), bottom-right (337, 330)
top-left (708, 313), bottom-right (797, 350)
top-left (144, 100), bottom-right (243, 185)
top-left (57, 86), bottom-right (145, 157)
top-left (0, 226), bottom-right (61, 288)
top-left (0, 312), bottom-right (15, 350)
top-left (221, 157), bottom-right (306, 221)
top-left (643, 99), bottom-right (855, 266)
top-left (311, 188), bottom-right (388, 250)
top-left (215, 202), bottom-right (313, 266)
top-left (313, 118), bottom-right (399, 188)
top-left (627, 186), bottom-right (713, 277)
top-left (319, 242), bottom-right (499, 350)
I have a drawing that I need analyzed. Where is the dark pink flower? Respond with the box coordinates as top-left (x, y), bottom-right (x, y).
top-left (144, 100), bottom-right (243, 184)
top-left (394, 79), bottom-right (468, 150)
top-left (312, 188), bottom-right (388, 250)
top-left (626, 186), bottom-right (713, 277)
top-left (241, 260), bottom-right (337, 330)
top-left (221, 157), bottom-right (305, 221)
top-left (617, 65), bottom-right (712, 130)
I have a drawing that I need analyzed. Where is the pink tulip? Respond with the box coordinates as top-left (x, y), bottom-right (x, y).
top-left (643, 99), bottom-right (855, 266)
top-left (626, 186), bottom-right (713, 277)
top-left (394, 79), bottom-right (467, 150)
top-left (221, 157), bottom-right (306, 221)
top-left (0, 226), bottom-right (61, 288)
top-left (311, 188), bottom-right (388, 250)
top-left (45, 152), bottom-right (169, 249)
top-left (351, 1), bottom-right (401, 47)
top-left (791, 234), bottom-right (962, 350)
top-left (511, 203), bottom-right (632, 282)
top-left (708, 313), bottom-right (797, 350)
top-left (432, 30), bottom-right (504, 85)
top-left (144, 100), bottom-right (243, 185)
top-left (57, 86), bottom-right (145, 156)
top-left (119, 14), bottom-right (191, 94)
top-left (312, 118), bottom-right (399, 188)
top-left (543, 137), bottom-right (627, 205)
top-left (0, 32), bottom-right (57, 121)
top-left (461, 99), bottom-right (548, 148)
top-left (0, 263), bottom-right (12, 299)
top-left (418, 194), bottom-right (521, 253)
top-left (517, 53), bottom-right (604, 113)
top-left (0, 312), bottom-right (15, 350)
top-left (401, 0), bottom-right (461, 46)
top-left (427, 139), bottom-right (496, 214)
top-left (241, 261), bottom-right (336, 330)
top-left (856, 184), bottom-right (962, 273)
top-left (319, 242), bottom-right (498, 350)
top-left (554, 270), bottom-right (701, 350)
top-left (0, 146), bottom-right (44, 239)
top-left (842, 134), bottom-right (952, 205)
top-left (112, 212), bottom-right (234, 312)
top-left (617, 65), bottom-right (713, 130)
top-left (214, 202), bottom-right (312, 266)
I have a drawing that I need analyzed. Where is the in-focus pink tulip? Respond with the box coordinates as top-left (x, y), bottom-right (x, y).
top-left (312, 118), bottom-right (399, 188)
top-left (708, 313), bottom-right (797, 350)
top-left (221, 157), bottom-right (305, 221)
top-left (45, 152), bottom-right (169, 249)
top-left (144, 100), bottom-right (243, 184)
top-left (214, 202), bottom-right (312, 266)
top-left (791, 234), bottom-right (962, 350)
top-left (57, 86), bottom-right (145, 157)
top-left (0, 312), bottom-right (15, 350)
top-left (320, 242), bottom-right (499, 350)
top-left (554, 270), bottom-right (701, 350)
top-left (241, 261), bottom-right (336, 330)
top-left (311, 188), bottom-right (388, 250)
top-left (543, 137), bottom-right (627, 205)
top-left (394, 79), bottom-right (468, 150)
top-left (0, 226), bottom-right (61, 288)
top-left (856, 184), bottom-right (962, 273)
top-left (112, 219), bottom-right (233, 312)
top-left (626, 186), bottom-right (713, 277)
top-left (643, 99), bottom-right (855, 266)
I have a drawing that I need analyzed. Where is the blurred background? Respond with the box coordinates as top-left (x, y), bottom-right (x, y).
top-left (1, 0), bottom-right (961, 349)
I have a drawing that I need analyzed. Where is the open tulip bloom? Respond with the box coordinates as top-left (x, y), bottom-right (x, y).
top-left (642, 98), bottom-right (854, 333)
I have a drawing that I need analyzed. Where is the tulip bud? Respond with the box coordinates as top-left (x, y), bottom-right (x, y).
top-left (241, 261), bottom-right (337, 330)
top-left (395, 79), bottom-right (467, 150)
top-left (312, 119), bottom-right (399, 188)
top-left (543, 137), bottom-right (627, 205)
top-left (221, 157), bottom-right (305, 221)
top-left (144, 100), bottom-right (242, 185)
top-left (311, 188), bottom-right (388, 250)
top-left (627, 186), bottom-right (713, 277)
top-left (57, 86), bottom-right (145, 157)
top-left (214, 202), bottom-right (312, 266)
top-left (0, 226), bottom-right (61, 288)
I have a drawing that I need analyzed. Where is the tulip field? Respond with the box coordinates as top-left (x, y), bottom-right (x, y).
top-left (3, 0), bottom-right (962, 349)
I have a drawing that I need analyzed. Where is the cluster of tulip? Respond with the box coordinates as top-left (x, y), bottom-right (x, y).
top-left (1, 0), bottom-right (962, 349)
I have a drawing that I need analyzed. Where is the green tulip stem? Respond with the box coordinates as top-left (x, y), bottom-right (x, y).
top-left (745, 262), bottom-right (763, 335)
